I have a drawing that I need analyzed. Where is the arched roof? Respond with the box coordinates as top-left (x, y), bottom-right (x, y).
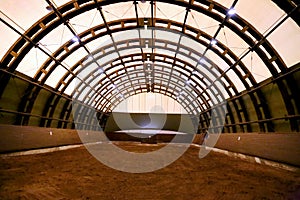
top-left (0, 0), bottom-right (299, 132)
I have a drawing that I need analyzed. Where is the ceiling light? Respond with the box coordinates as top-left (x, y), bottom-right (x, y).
top-left (87, 55), bottom-right (93, 60)
top-left (199, 58), bottom-right (205, 63)
top-left (228, 8), bottom-right (236, 16)
top-left (210, 39), bottom-right (217, 46)
top-left (71, 36), bottom-right (80, 43)
top-left (99, 67), bottom-right (104, 73)
top-left (186, 80), bottom-right (192, 85)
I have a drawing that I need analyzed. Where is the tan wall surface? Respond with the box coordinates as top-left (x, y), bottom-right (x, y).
top-left (0, 125), bottom-right (100, 153)
top-left (213, 133), bottom-right (300, 167)
top-left (0, 125), bottom-right (299, 167)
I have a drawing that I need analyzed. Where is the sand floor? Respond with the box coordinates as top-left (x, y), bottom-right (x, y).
top-left (0, 142), bottom-right (300, 200)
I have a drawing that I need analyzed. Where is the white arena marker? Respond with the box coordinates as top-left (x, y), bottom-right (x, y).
top-left (238, 136), bottom-right (240, 141)
top-left (255, 157), bottom-right (261, 164)
top-left (237, 153), bottom-right (246, 159)
top-left (49, 131), bottom-right (53, 135)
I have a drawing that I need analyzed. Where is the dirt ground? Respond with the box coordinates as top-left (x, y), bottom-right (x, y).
top-left (0, 142), bottom-right (299, 200)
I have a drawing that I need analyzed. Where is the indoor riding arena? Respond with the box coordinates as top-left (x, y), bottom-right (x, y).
top-left (0, 0), bottom-right (299, 199)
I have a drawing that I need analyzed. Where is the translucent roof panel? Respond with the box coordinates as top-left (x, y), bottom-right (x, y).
top-left (235, 0), bottom-right (300, 69)
top-left (38, 24), bottom-right (75, 53)
top-left (267, 19), bottom-right (300, 67)
top-left (16, 48), bottom-right (49, 78)
top-left (97, 52), bottom-right (119, 67)
top-left (86, 35), bottom-right (113, 54)
top-left (63, 47), bottom-right (89, 69)
top-left (50, 0), bottom-right (71, 7)
top-left (155, 2), bottom-right (186, 23)
top-left (242, 52), bottom-right (273, 83)
top-left (69, 9), bottom-right (104, 34)
top-left (235, 0), bottom-right (286, 34)
top-left (214, 0), bottom-right (236, 8)
top-left (64, 77), bottom-right (76, 95)
top-left (216, 27), bottom-right (249, 57)
top-left (155, 29), bottom-right (181, 43)
top-left (137, 1), bottom-right (151, 18)
top-left (225, 69), bottom-right (245, 93)
top-left (203, 50), bottom-right (230, 72)
top-left (45, 65), bottom-right (68, 88)
top-left (114, 93), bottom-right (187, 114)
top-left (0, 21), bottom-right (21, 59)
top-left (0, 0), bottom-right (49, 30)
top-left (102, 2), bottom-right (136, 22)
top-left (186, 10), bottom-right (220, 36)
top-left (112, 29), bottom-right (140, 42)
top-left (179, 35), bottom-right (206, 55)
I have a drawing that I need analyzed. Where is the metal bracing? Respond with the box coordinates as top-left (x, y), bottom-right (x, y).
top-left (0, 0), bottom-right (289, 82)
top-left (0, 69), bottom-right (98, 127)
top-left (35, 22), bottom-right (255, 119)
top-left (271, 0), bottom-right (300, 26)
top-left (0, 0), bottom-right (299, 132)
top-left (19, 29), bottom-right (244, 127)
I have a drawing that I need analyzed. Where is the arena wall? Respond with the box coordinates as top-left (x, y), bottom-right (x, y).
top-left (0, 125), bottom-right (299, 167)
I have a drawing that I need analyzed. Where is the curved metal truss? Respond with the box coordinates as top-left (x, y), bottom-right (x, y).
top-left (0, 0), bottom-right (299, 132)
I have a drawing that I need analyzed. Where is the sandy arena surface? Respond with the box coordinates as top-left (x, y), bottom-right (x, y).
top-left (0, 142), bottom-right (300, 200)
